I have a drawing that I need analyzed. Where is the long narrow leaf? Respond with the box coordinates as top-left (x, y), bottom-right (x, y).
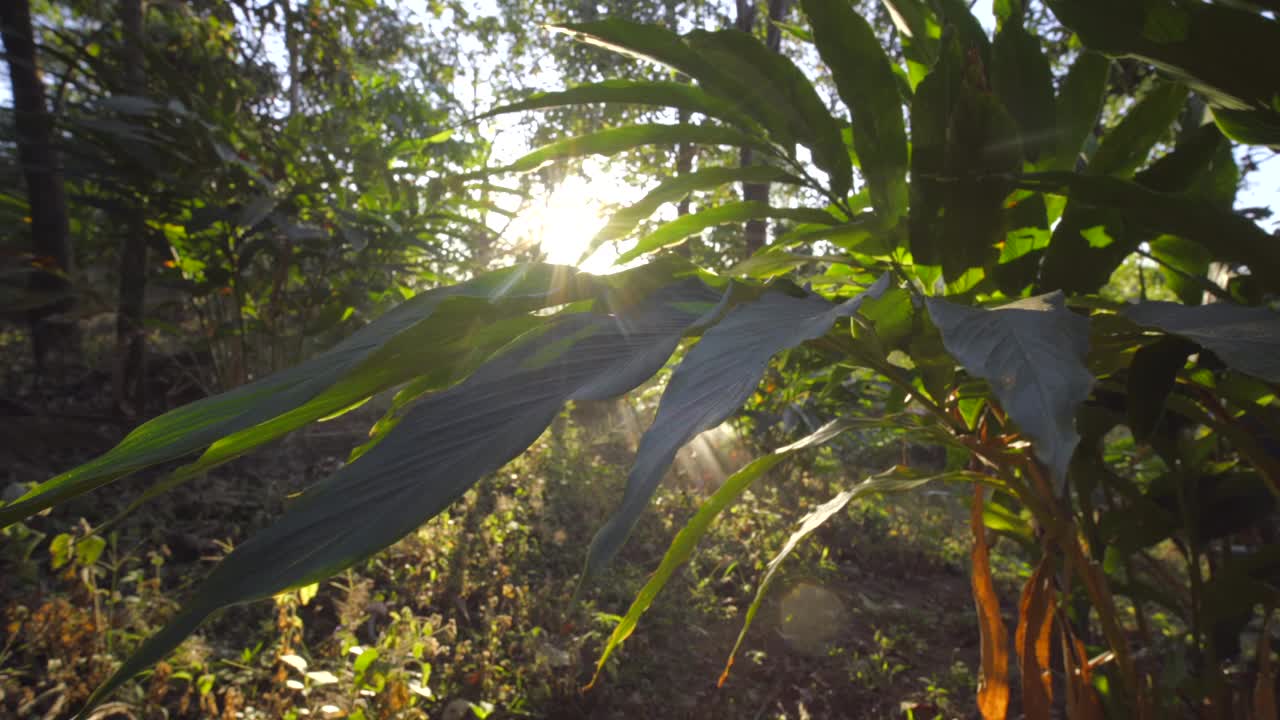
top-left (550, 21), bottom-right (803, 157)
top-left (468, 124), bottom-right (780, 179)
top-left (582, 165), bottom-right (804, 263)
top-left (684, 29), bottom-right (853, 197)
top-left (1051, 51), bottom-right (1109, 171)
top-left (76, 279), bottom-right (726, 717)
top-left (1, 265), bottom-right (595, 529)
top-left (586, 417), bottom-right (874, 689)
top-left (1045, 0), bottom-right (1280, 145)
top-left (584, 274), bottom-right (892, 578)
top-left (802, 0), bottom-right (908, 219)
top-left (474, 79), bottom-right (762, 133)
top-left (615, 201), bottom-right (840, 264)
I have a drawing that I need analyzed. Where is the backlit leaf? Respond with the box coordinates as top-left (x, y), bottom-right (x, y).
top-left (802, 0), bottom-right (908, 220)
top-left (76, 278), bottom-right (725, 717)
top-left (475, 124), bottom-right (781, 177)
top-left (615, 202), bottom-right (839, 264)
top-left (583, 165), bottom-right (804, 262)
top-left (684, 29), bottom-right (852, 197)
top-left (584, 274), bottom-right (892, 577)
top-left (1, 265), bottom-right (596, 529)
top-left (476, 79), bottom-right (762, 133)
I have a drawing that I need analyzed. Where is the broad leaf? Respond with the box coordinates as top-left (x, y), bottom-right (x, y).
top-left (802, 0), bottom-right (908, 220)
top-left (926, 292), bottom-right (1093, 485)
top-left (1, 265), bottom-right (595, 529)
top-left (584, 274), bottom-right (892, 576)
top-left (582, 165), bottom-right (804, 262)
top-left (615, 202), bottom-right (839, 264)
top-left (476, 79), bottom-right (762, 133)
top-left (1122, 301), bottom-right (1280, 383)
top-left (77, 278), bottom-right (726, 717)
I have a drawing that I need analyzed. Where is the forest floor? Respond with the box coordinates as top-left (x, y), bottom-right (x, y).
top-left (0, 359), bottom-right (1028, 720)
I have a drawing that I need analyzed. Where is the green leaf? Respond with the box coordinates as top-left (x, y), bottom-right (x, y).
top-left (475, 124), bottom-right (780, 177)
top-left (880, 0), bottom-right (940, 90)
top-left (1121, 301), bottom-right (1280, 383)
top-left (683, 29), bottom-right (853, 197)
top-left (1088, 80), bottom-right (1189, 178)
top-left (549, 20), bottom-right (719, 83)
top-left (1045, 0), bottom-right (1280, 146)
top-left (76, 279), bottom-right (725, 718)
top-left (991, 193), bottom-right (1051, 295)
top-left (1148, 235), bottom-right (1213, 305)
top-left (726, 251), bottom-right (823, 279)
top-left (926, 292), bottom-right (1094, 485)
top-left (75, 534), bottom-right (107, 567)
top-left (909, 32), bottom-right (964, 268)
top-left (880, 0), bottom-right (940, 69)
top-left (1051, 51), bottom-right (1109, 171)
top-left (1036, 121), bottom-right (1229, 294)
top-left (615, 202), bottom-right (840, 264)
top-left (582, 165), bottom-right (804, 262)
top-left (910, 32), bottom-right (1021, 280)
top-left (584, 274), bottom-right (892, 577)
top-left (50, 533), bottom-right (72, 570)
top-left (549, 21), bottom-right (801, 156)
top-left (1126, 336), bottom-right (1196, 442)
top-left (2, 265), bottom-right (596, 530)
top-left (475, 79), bottom-right (763, 133)
top-left (722, 466), bottom-right (976, 683)
top-left (991, 17), bottom-right (1056, 162)
top-left (1021, 172), bottom-right (1280, 293)
top-left (353, 648), bottom-right (379, 677)
top-left (801, 0), bottom-right (909, 220)
top-left (587, 418), bottom-right (871, 689)
top-left (1211, 106), bottom-right (1280, 147)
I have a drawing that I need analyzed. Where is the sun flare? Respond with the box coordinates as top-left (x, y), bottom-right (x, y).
top-left (505, 174), bottom-right (626, 274)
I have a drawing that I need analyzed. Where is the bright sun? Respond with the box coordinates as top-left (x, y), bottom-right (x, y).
top-left (503, 173), bottom-right (633, 274)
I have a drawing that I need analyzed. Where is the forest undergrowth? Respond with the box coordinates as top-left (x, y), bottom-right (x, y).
top-left (1, 346), bottom-right (1001, 720)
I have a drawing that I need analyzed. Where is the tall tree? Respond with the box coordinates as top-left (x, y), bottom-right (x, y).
top-left (114, 0), bottom-right (149, 414)
top-left (1, 0), bottom-right (77, 371)
top-left (735, 0), bottom-right (791, 256)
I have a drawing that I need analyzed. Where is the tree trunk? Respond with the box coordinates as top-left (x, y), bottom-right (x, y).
top-left (1, 0), bottom-right (77, 372)
top-left (114, 0), bottom-right (149, 415)
top-left (735, 0), bottom-right (791, 257)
